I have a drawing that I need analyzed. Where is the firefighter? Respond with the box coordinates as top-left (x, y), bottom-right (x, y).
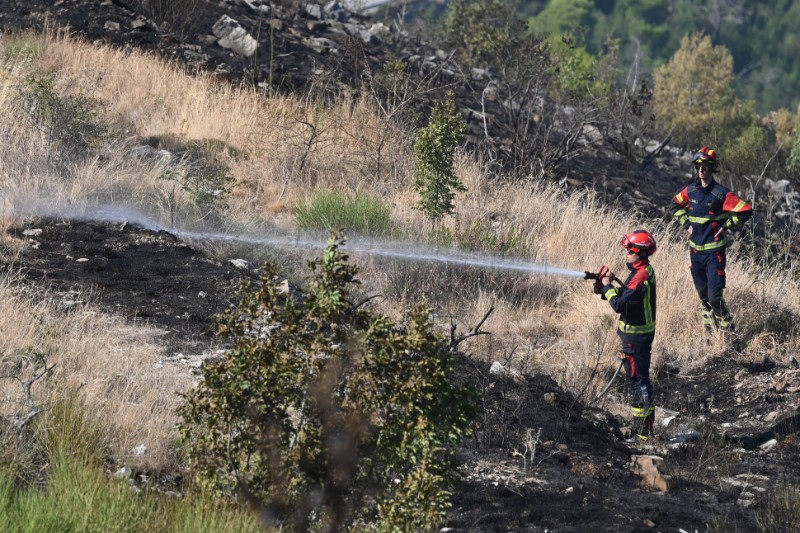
top-left (601, 230), bottom-right (657, 441)
top-left (671, 147), bottom-right (753, 332)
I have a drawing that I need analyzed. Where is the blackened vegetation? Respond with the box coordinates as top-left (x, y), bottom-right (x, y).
top-left (5, 218), bottom-right (257, 355)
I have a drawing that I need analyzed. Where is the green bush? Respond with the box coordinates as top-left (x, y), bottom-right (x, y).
top-left (787, 122), bottom-right (800, 174)
top-left (293, 189), bottom-right (392, 236)
top-left (445, 0), bottom-right (514, 63)
top-left (149, 135), bottom-right (238, 213)
top-left (545, 35), bottom-right (614, 100)
top-left (653, 33), bottom-right (736, 147)
top-left (413, 92), bottom-right (467, 223)
top-left (18, 70), bottom-right (104, 163)
top-left (723, 124), bottom-right (769, 182)
top-left (178, 235), bottom-right (476, 531)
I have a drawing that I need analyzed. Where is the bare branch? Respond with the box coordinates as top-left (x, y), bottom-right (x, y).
top-left (450, 307), bottom-right (493, 350)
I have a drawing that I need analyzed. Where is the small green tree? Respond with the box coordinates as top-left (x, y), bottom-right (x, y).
top-left (653, 32), bottom-right (737, 147)
top-left (178, 236), bottom-right (476, 531)
top-left (445, 0), bottom-right (514, 64)
top-left (413, 93), bottom-right (467, 223)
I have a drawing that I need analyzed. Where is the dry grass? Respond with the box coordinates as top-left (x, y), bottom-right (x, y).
top-left (0, 273), bottom-right (191, 471)
top-left (1, 30), bottom-right (800, 469)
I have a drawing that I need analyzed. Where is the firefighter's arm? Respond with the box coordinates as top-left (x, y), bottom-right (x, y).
top-left (603, 284), bottom-right (638, 313)
top-left (604, 270), bottom-right (647, 313)
top-left (671, 188), bottom-right (691, 230)
top-left (722, 192), bottom-right (753, 230)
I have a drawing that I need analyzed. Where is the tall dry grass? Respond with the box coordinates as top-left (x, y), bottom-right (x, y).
top-left (31, 30), bottom-right (413, 220)
top-left (0, 270), bottom-right (192, 470)
top-left (0, 29), bottom-right (799, 468)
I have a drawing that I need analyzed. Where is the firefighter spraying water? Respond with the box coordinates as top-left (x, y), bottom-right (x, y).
top-left (586, 230), bottom-right (659, 442)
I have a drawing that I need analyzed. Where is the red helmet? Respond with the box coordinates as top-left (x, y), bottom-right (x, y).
top-left (619, 230), bottom-right (657, 256)
top-left (692, 146), bottom-right (719, 169)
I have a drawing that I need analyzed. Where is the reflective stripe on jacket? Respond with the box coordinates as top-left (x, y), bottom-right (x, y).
top-left (602, 260), bottom-right (656, 335)
top-left (671, 179), bottom-right (753, 252)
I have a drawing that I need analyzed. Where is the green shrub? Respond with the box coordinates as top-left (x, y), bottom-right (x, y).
top-left (787, 122), bottom-right (800, 174)
top-left (546, 35), bottom-right (612, 99)
top-left (445, 0), bottom-right (514, 63)
top-left (293, 189), bottom-right (392, 236)
top-left (653, 33), bottom-right (736, 147)
top-left (413, 92), bottom-right (467, 223)
top-left (178, 235), bottom-right (476, 531)
top-left (150, 135), bottom-right (238, 213)
top-left (18, 70), bottom-right (104, 163)
top-left (723, 124), bottom-right (768, 177)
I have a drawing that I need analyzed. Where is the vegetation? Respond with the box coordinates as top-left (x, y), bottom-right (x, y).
top-left (444, 0), bottom-right (516, 64)
top-left (652, 33), bottom-right (738, 149)
top-left (293, 189), bottom-right (392, 236)
top-left (413, 92), bottom-right (467, 222)
top-left (178, 236), bottom-right (476, 530)
top-left (0, 394), bottom-right (262, 532)
top-left (519, 0), bottom-right (800, 115)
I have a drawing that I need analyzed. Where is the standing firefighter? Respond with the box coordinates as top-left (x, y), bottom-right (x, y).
top-left (599, 231), bottom-right (658, 442)
top-left (671, 147), bottom-right (753, 332)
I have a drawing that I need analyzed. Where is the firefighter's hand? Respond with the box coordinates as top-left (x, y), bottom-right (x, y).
top-left (602, 274), bottom-right (613, 286)
top-left (686, 226), bottom-right (693, 236)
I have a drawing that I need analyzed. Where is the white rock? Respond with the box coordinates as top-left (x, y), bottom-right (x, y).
top-left (758, 439), bottom-right (778, 452)
top-left (132, 444), bottom-right (147, 456)
top-left (212, 15), bottom-right (258, 57)
top-left (113, 466), bottom-right (131, 479)
top-left (229, 258), bottom-right (252, 269)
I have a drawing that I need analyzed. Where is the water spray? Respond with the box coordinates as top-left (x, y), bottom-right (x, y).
top-left (168, 226), bottom-right (592, 279)
top-left (17, 204), bottom-right (597, 280)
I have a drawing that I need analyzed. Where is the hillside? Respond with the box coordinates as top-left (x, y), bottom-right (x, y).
top-left (1, 1), bottom-right (800, 532)
top-left (0, 0), bottom-right (692, 218)
top-left (7, 213), bottom-right (800, 532)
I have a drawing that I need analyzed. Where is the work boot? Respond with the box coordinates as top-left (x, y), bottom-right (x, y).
top-left (638, 414), bottom-right (655, 441)
top-left (630, 407), bottom-right (655, 441)
top-left (702, 309), bottom-right (715, 334)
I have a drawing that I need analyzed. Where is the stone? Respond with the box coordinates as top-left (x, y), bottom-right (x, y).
top-left (631, 455), bottom-right (669, 492)
top-left (758, 439), bottom-right (778, 452)
top-left (113, 466), bottom-right (132, 479)
top-left (229, 258), bottom-right (252, 269)
top-left (212, 15), bottom-right (258, 57)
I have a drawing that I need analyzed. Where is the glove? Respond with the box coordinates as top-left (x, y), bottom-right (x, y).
top-left (593, 278), bottom-right (603, 294)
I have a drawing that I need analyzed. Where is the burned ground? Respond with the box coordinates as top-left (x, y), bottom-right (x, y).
top-left (5, 218), bottom-right (258, 358)
top-left (4, 217), bottom-right (800, 532)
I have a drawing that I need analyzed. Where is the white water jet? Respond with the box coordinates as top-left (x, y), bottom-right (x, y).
top-left (169, 229), bottom-right (587, 279)
top-left (15, 204), bottom-right (588, 279)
